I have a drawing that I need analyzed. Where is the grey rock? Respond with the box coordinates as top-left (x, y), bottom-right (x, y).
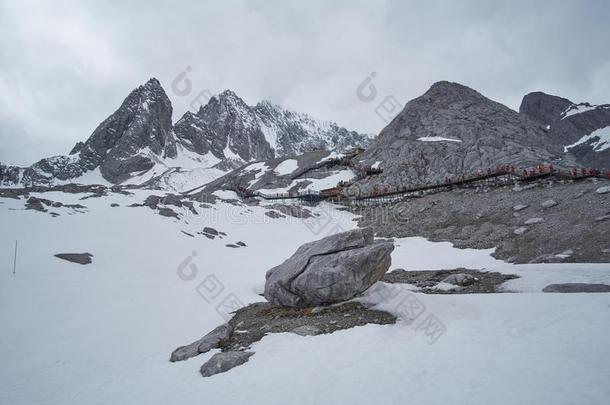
top-left (143, 195), bottom-right (162, 208)
top-left (513, 227), bottom-right (528, 235)
top-left (236, 241), bottom-right (247, 247)
top-left (25, 196), bottom-right (49, 212)
top-left (350, 81), bottom-right (576, 193)
top-left (524, 217), bottom-right (544, 225)
top-left (54, 252), bottom-right (93, 265)
top-left (265, 210), bottom-right (285, 219)
top-left (441, 273), bottom-right (477, 286)
top-left (158, 207), bottom-right (179, 218)
top-left (541, 199), bottom-right (558, 208)
top-left (521, 92), bottom-right (610, 167)
top-left (264, 228), bottom-right (394, 307)
top-left (202, 227), bottom-right (219, 236)
top-left (170, 324), bottom-right (231, 362)
top-left (225, 244), bottom-right (239, 248)
top-left (291, 325), bottom-right (322, 336)
top-left (513, 204), bottom-right (529, 212)
top-left (200, 351), bottom-right (254, 378)
top-left (542, 283), bottom-right (610, 293)
top-left (596, 214), bottom-right (610, 222)
top-left (528, 254), bottom-right (568, 264)
top-left (597, 186), bottom-right (610, 194)
top-left (161, 194), bottom-right (183, 207)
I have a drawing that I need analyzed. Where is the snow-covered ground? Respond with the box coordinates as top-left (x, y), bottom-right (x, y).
top-left (1, 191), bottom-right (609, 405)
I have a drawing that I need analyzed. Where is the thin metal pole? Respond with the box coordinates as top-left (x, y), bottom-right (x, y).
top-left (13, 240), bottom-right (17, 274)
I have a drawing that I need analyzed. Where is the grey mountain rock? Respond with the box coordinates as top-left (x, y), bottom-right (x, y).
top-left (519, 91), bottom-right (610, 167)
top-left (1, 83), bottom-right (368, 187)
top-left (542, 283), bottom-right (610, 293)
top-left (352, 81), bottom-right (576, 192)
top-left (54, 253), bottom-right (93, 265)
top-left (199, 351), bottom-right (254, 378)
top-left (264, 228), bottom-right (394, 307)
top-left (170, 323), bottom-right (231, 362)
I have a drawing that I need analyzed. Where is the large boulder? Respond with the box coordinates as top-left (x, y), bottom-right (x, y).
top-left (264, 228), bottom-right (394, 307)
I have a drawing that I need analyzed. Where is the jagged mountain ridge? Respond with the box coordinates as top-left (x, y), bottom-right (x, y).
top-left (0, 79), bottom-right (370, 187)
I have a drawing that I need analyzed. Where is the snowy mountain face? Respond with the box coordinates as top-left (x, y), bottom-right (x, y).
top-left (0, 82), bottom-right (369, 188)
top-left (173, 90), bottom-right (371, 167)
top-left (519, 92), bottom-right (610, 167)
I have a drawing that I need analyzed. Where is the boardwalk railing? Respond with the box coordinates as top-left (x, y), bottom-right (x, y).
top-left (234, 165), bottom-right (609, 204)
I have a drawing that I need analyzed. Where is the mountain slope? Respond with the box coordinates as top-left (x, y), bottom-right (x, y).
top-left (173, 90), bottom-right (370, 167)
top-left (1, 82), bottom-right (368, 188)
top-left (519, 92), bottom-right (610, 167)
top-left (352, 81), bottom-right (575, 191)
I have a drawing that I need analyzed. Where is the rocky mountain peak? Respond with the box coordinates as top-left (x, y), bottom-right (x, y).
top-left (354, 81), bottom-right (572, 191)
top-left (519, 92), bottom-right (573, 125)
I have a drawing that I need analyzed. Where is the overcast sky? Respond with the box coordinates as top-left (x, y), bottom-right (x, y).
top-left (1, 0), bottom-right (609, 165)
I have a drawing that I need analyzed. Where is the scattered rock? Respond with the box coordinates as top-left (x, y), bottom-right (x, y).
top-left (291, 325), bottom-right (322, 336)
top-left (161, 194), bottom-right (183, 207)
top-left (54, 253), bottom-right (93, 265)
top-left (528, 254), bottom-right (568, 264)
top-left (383, 268), bottom-right (518, 294)
top-left (203, 227), bottom-right (219, 236)
top-left (236, 241), bottom-right (247, 247)
top-left (595, 214), bottom-right (610, 222)
top-left (226, 244), bottom-right (239, 248)
top-left (181, 231), bottom-right (195, 237)
top-left (110, 203), bottom-right (120, 207)
top-left (542, 283), bottom-right (610, 293)
top-left (170, 324), bottom-right (231, 362)
top-left (200, 351), bottom-right (254, 378)
top-left (143, 195), bottom-right (162, 208)
top-left (269, 204), bottom-right (313, 218)
top-left (264, 228), bottom-right (394, 307)
top-left (514, 227), bottom-right (528, 235)
top-left (524, 217), bottom-right (544, 225)
top-left (265, 210), bottom-right (285, 219)
top-left (541, 199), bottom-right (558, 208)
top-left (171, 301), bottom-right (395, 377)
top-left (596, 186), bottom-right (610, 195)
top-left (513, 204), bottom-right (528, 211)
top-left (441, 273), bottom-right (477, 286)
top-left (158, 207), bottom-right (179, 218)
top-left (25, 197), bottom-right (48, 212)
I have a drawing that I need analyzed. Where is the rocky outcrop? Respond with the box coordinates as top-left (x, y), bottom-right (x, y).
top-left (54, 253), bottom-right (93, 265)
top-left (199, 351), bottom-right (254, 378)
top-left (264, 228), bottom-right (394, 307)
top-left (542, 283), bottom-right (610, 293)
top-left (170, 301), bottom-right (396, 377)
top-left (519, 91), bottom-right (610, 167)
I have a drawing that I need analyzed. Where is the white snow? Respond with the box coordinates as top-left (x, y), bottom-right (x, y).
top-left (241, 161), bottom-right (270, 187)
top-left (417, 136), bottom-right (462, 143)
top-left (371, 161), bottom-right (382, 169)
top-left (55, 168), bottom-right (112, 186)
top-left (274, 159), bottom-right (298, 176)
top-left (1, 192), bottom-right (610, 405)
top-left (561, 103), bottom-right (601, 119)
top-left (258, 168), bottom-right (356, 194)
top-left (564, 126), bottom-right (610, 152)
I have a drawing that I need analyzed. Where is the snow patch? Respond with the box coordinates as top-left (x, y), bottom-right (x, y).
top-left (563, 126), bottom-right (610, 152)
top-left (274, 159), bottom-right (298, 176)
top-left (417, 136), bottom-right (462, 143)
